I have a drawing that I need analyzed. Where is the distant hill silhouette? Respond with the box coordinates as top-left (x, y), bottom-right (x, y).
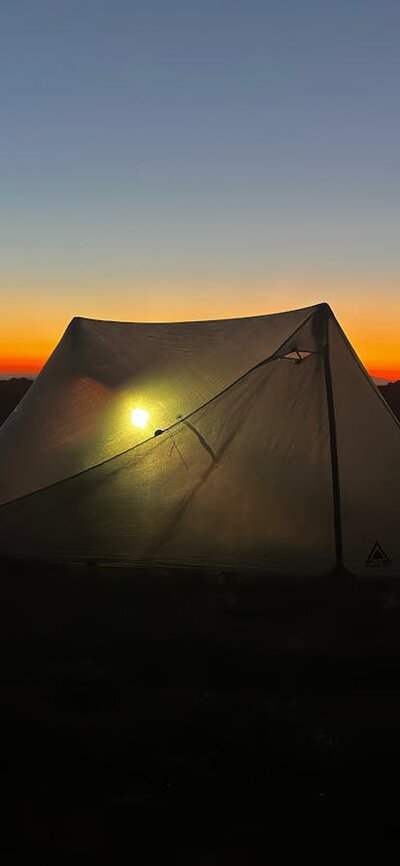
top-left (379, 381), bottom-right (400, 421)
top-left (0, 376), bottom-right (400, 430)
top-left (0, 378), bottom-right (32, 427)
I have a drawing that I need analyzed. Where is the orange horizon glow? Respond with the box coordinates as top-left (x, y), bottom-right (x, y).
top-left (365, 368), bottom-right (400, 382)
top-left (0, 357), bottom-right (45, 375)
top-left (1, 283), bottom-right (399, 381)
top-left (2, 350), bottom-right (399, 384)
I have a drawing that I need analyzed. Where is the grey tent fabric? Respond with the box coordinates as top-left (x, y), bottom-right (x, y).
top-left (0, 302), bottom-right (399, 575)
top-left (0, 305), bottom-right (318, 504)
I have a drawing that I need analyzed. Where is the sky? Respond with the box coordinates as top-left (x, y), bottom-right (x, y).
top-left (1, 0), bottom-right (399, 380)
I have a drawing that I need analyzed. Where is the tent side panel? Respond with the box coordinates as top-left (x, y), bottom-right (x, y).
top-left (329, 317), bottom-right (400, 576)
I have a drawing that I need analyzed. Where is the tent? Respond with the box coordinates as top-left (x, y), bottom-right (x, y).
top-left (0, 302), bottom-right (399, 576)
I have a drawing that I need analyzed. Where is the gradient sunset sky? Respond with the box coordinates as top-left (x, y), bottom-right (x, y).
top-left (1, 1), bottom-right (399, 380)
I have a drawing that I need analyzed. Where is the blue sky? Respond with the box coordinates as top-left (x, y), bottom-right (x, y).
top-left (1, 0), bottom-right (400, 375)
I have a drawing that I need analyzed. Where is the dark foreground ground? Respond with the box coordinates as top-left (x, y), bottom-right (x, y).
top-left (1, 562), bottom-right (400, 860)
top-left (1, 383), bottom-right (400, 859)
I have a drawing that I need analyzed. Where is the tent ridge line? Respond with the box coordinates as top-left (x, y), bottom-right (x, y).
top-left (323, 337), bottom-right (343, 569)
top-left (0, 309), bottom-right (318, 511)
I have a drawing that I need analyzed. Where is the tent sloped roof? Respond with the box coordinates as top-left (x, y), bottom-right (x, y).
top-left (0, 303), bottom-right (321, 504)
top-left (0, 302), bottom-right (399, 576)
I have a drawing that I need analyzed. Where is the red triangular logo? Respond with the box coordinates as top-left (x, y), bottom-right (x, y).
top-left (365, 541), bottom-right (392, 567)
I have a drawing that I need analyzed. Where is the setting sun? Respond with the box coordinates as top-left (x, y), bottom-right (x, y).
top-left (131, 408), bottom-right (149, 429)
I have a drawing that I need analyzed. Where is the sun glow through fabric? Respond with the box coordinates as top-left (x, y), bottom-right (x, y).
top-left (131, 408), bottom-right (149, 429)
top-left (1, 304), bottom-right (400, 577)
